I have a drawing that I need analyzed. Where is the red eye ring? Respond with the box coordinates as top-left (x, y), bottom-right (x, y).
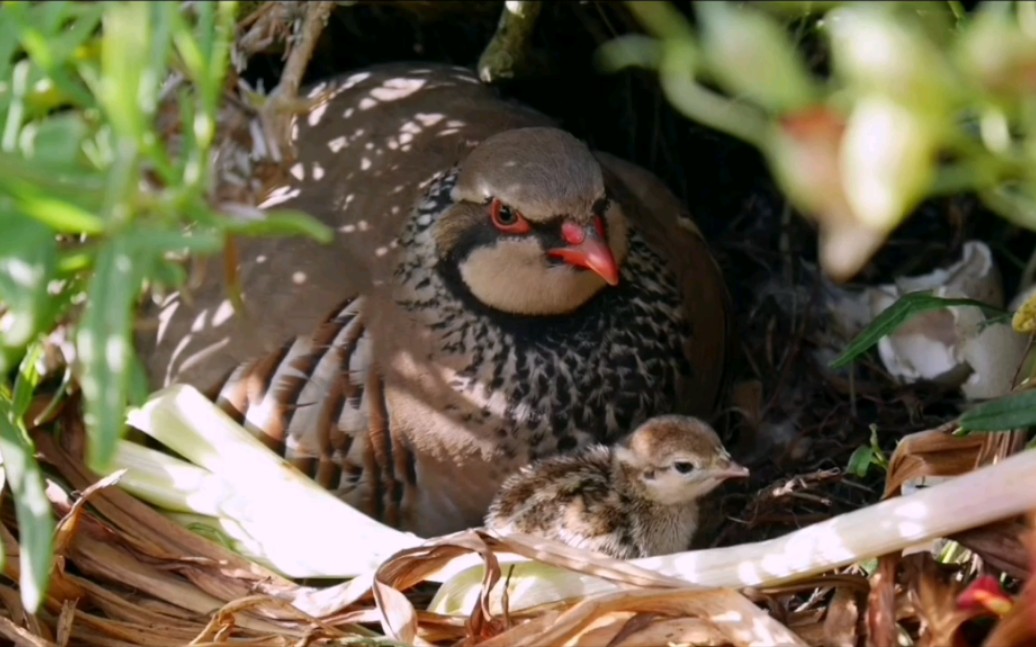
top-left (490, 198), bottom-right (532, 235)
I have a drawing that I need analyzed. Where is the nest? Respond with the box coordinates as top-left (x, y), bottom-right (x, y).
top-left (4, 395), bottom-right (1035, 646)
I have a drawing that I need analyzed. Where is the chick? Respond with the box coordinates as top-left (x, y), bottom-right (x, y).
top-left (484, 415), bottom-right (747, 558)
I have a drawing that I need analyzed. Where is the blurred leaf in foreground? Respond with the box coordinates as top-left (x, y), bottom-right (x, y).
top-left (0, 378), bottom-right (54, 615)
top-left (0, 213), bottom-right (59, 373)
top-left (959, 390), bottom-right (1036, 433)
top-left (613, 1), bottom-right (1036, 281)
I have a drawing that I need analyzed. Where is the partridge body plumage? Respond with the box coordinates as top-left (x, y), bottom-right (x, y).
top-left (485, 415), bottom-right (747, 558)
top-left (136, 64), bottom-right (731, 537)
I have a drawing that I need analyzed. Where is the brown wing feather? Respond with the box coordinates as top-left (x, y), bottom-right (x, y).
top-left (208, 296), bottom-right (412, 524)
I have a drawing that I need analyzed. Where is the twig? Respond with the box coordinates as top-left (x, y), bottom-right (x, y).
top-left (478, 1), bottom-right (542, 83)
top-left (261, 1), bottom-right (335, 164)
top-left (275, 2), bottom-right (333, 101)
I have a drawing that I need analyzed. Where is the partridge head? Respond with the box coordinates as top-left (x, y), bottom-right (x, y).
top-left (438, 127), bottom-right (629, 315)
top-left (485, 415), bottom-right (748, 559)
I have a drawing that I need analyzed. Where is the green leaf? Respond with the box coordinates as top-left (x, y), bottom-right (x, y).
top-left (76, 237), bottom-right (139, 472)
top-left (12, 341), bottom-right (45, 419)
top-left (0, 214), bottom-right (59, 355)
top-left (6, 184), bottom-right (105, 234)
top-left (0, 154), bottom-right (105, 210)
top-left (698, 2), bottom-right (818, 113)
top-left (20, 112), bottom-right (90, 168)
top-left (6, 2), bottom-right (97, 110)
top-left (130, 226), bottom-right (225, 257)
top-left (626, 1), bottom-right (697, 41)
top-left (847, 445), bottom-right (878, 478)
top-left (98, 3), bottom-right (151, 142)
top-left (0, 10), bottom-right (22, 84)
top-left (218, 209), bottom-right (335, 244)
top-left (2, 58), bottom-right (30, 154)
top-left (128, 226), bottom-right (223, 292)
top-left (830, 291), bottom-right (1007, 369)
top-left (846, 425), bottom-right (888, 477)
top-left (596, 34), bottom-right (662, 72)
top-left (146, 259), bottom-right (188, 291)
top-left (0, 388), bottom-right (54, 614)
top-left (959, 390), bottom-right (1036, 432)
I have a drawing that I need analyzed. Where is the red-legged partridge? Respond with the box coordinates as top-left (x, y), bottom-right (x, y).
top-left (136, 63), bottom-right (732, 537)
top-left (485, 415), bottom-right (748, 558)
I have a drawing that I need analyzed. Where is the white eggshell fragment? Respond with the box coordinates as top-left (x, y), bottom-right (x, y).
top-left (864, 241), bottom-right (1027, 400)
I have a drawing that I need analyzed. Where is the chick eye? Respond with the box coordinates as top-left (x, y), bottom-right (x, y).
top-left (489, 198), bottom-right (531, 234)
top-left (673, 462), bottom-right (695, 475)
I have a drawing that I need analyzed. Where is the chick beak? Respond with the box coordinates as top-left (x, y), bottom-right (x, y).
top-left (548, 218), bottom-right (620, 286)
top-left (709, 463), bottom-right (750, 480)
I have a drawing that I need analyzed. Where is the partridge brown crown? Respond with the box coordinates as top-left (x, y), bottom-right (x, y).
top-left (136, 63), bottom-right (732, 537)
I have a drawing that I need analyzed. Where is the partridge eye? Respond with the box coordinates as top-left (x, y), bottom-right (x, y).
top-left (496, 206), bottom-right (518, 225)
top-left (673, 461), bottom-right (695, 475)
top-left (489, 198), bottom-right (532, 235)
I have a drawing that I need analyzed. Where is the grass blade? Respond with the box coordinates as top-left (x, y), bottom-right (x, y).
top-left (0, 214), bottom-right (59, 369)
top-left (76, 237), bottom-right (139, 472)
top-left (0, 388), bottom-right (54, 614)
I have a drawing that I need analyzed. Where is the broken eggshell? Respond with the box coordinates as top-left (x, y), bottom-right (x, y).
top-left (867, 240), bottom-right (1027, 400)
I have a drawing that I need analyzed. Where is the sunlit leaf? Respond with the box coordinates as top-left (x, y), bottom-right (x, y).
top-left (0, 6), bottom-right (22, 82)
top-left (6, 2), bottom-right (97, 109)
top-left (20, 112), bottom-right (90, 167)
top-left (145, 258), bottom-right (188, 292)
top-left (0, 155), bottom-right (105, 207)
top-left (12, 341), bottom-right (45, 418)
top-left (76, 237), bottom-right (139, 472)
top-left (9, 186), bottom-right (104, 234)
top-left (218, 209), bottom-right (335, 244)
top-left (0, 388), bottom-right (54, 614)
top-left (131, 226), bottom-right (225, 257)
top-left (0, 214), bottom-right (59, 356)
top-left (98, 3), bottom-right (151, 142)
top-left (698, 2), bottom-right (818, 113)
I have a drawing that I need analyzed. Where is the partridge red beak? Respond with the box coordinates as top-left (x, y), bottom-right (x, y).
top-left (548, 219), bottom-right (621, 286)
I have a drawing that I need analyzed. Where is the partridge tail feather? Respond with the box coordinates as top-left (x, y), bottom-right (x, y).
top-left (206, 296), bottom-right (409, 527)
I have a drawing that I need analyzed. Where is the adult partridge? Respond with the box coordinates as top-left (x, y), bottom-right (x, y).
top-left (136, 63), bottom-right (732, 537)
top-left (485, 415), bottom-right (747, 558)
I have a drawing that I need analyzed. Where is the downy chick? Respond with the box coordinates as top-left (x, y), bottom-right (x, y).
top-left (485, 415), bottom-right (747, 558)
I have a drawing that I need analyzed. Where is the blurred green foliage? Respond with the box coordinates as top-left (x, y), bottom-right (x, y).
top-left (0, 1), bottom-right (330, 612)
top-left (603, 1), bottom-right (1036, 279)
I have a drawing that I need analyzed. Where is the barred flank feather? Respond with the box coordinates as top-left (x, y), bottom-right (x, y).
top-left (208, 297), bottom-right (411, 528)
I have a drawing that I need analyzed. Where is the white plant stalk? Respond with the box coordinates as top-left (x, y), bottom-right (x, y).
top-left (121, 384), bottom-right (424, 578)
top-left (115, 440), bottom-right (233, 516)
top-left (431, 446), bottom-right (1036, 614)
